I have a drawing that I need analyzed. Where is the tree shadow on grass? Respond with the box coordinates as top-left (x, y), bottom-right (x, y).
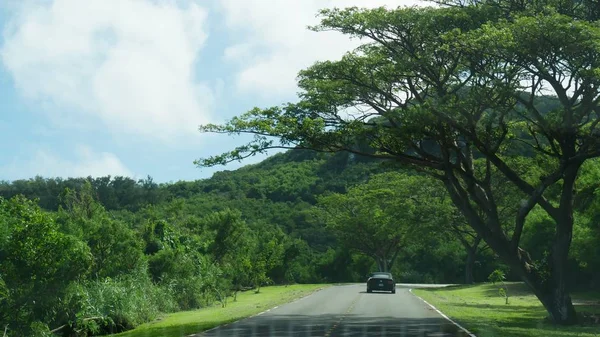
top-left (452, 302), bottom-right (542, 312)
top-left (479, 283), bottom-right (534, 297)
top-left (414, 284), bottom-right (600, 336)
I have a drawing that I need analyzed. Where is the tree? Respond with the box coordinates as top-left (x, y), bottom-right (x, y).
top-left (0, 196), bottom-right (92, 334)
top-left (419, 181), bottom-right (489, 284)
top-left (315, 172), bottom-right (442, 272)
top-left (448, 213), bottom-right (485, 284)
top-left (248, 224), bottom-right (285, 293)
top-left (57, 182), bottom-right (144, 279)
top-left (428, 169), bottom-right (521, 284)
top-left (203, 209), bottom-right (250, 265)
top-left (196, 2), bottom-right (600, 324)
top-left (201, 209), bottom-right (255, 301)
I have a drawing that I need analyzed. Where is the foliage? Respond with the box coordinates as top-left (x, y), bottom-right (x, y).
top-left (315, 171), bottom-right (449, 272)
top-left (0, 175), bottom-right (168, 212)
top-left (0, 109), bottom-right (599, 334)
top-left (0, 196), bottom-right (92, 335)
top-left (489, 269), bottom-right (510, 304)
top-left (66, 271), bottom-right (173, 335)
top-left (1, 145), bottom-right (599, 335)
top-left (57, 182), bottom-right (146, 280)
top-left (195, 0), bottom-right (600, 325)
top-left (1, 146), bottom-right (599, 334)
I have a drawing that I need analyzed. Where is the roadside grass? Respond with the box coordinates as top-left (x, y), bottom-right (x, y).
top-left (111, 284), bottom-right (328, 337)
top-left (413, 283), bottom-right (600, 337)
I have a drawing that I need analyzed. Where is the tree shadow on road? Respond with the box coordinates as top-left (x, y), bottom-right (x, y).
top-left (192, 314), bottom-right (470, 337)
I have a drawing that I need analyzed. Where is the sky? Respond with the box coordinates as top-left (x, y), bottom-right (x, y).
top-left (0, 0), bottom-right (423, 183)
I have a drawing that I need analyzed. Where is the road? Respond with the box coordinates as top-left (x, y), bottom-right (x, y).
top-left (193, 284), bottom-right (468, 337)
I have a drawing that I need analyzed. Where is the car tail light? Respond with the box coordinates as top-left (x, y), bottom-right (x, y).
top-left (388, 280), bottom-right (393, 284)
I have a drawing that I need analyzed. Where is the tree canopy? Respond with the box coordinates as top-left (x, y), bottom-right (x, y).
top-left (315, 172), bottom-right (449, 272)
top-left (196, 0), bottom-right (600, 325)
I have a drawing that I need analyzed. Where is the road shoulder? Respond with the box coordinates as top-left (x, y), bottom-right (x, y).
top-left (409, 288), bottom-right (476, 337)
top-left (112, 284), bottom-right (329, 337)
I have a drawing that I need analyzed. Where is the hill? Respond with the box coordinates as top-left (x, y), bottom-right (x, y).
top-left (2, 146), bottom-right (599, 336)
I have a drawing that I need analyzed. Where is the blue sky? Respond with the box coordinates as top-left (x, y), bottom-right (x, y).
top-left (0, 0), bottom-right (419, 183)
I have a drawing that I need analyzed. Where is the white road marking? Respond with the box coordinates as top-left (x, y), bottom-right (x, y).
top-left (188, 287), bottom-right (327, 336)
top-left (409, 288), bottom-right (477, 337)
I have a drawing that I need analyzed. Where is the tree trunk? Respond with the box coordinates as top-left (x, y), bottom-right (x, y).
top-left (388, 248), bottom-right (401, 272)
top-left (465, 247), bottom-right (476, 285)
top-left (376, 257), bottom-right (389, 272)
top-left (463, 236), bottom-right (481, 284)
top-left (479, 226), bottom-right (577, 325)
top-left (443, 171), bottom-right (579, 325)
top-left (527, 160), bottom-right (580, 324)
top-left (536, 162), bottom-right (578, 325)
top-left (507, 246), bottom-right (577, 325)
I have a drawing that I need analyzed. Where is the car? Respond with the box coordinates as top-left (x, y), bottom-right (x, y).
top-left (366, 272), bottom-right (396, 294)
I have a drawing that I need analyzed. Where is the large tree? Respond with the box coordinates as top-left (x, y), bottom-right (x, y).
top-left (196, 1), bottom-right (600, 324)
top-left (315, 172), bottom-right (442, 272)
top-left (425, 185), bottom-right (488, 284)
top-left (0, 196), bottom-right (92, 334)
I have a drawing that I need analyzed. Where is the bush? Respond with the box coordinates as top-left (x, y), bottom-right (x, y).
top-left (160, 275), bottom-right (209, 310)
top-left (0, 196), bottom-right (92, 336)
top-left (488, 269), bottom-right (510, 304)
top-left (65, 270), bottom-right (177, 335)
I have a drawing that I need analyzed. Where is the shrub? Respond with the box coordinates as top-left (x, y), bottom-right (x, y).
top-left (488, 269), bottom-right (510, 304)
top-left (65, 270), bottom-right (177, 336)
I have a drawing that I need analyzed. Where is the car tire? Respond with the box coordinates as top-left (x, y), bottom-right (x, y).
top-left (367, 288), bottom-right (372, 293)
top-left (391, 289), bottom-right (395, 294)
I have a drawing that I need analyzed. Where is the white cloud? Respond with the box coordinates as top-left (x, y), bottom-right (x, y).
top-left (219, 0), bottom-right (425, 99)
top-left (1, 144), bottom-right (133, 180)
top-left (1, 0), bottom-right (212, 141)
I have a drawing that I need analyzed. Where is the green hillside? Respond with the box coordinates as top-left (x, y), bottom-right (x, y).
top-left (1, 149), bottom-right (599, 336)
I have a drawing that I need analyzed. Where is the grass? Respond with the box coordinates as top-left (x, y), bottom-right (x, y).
top-left (111, 284), bottom-right (328, 337)
top-left (413, 282), bottom-right (600, 337)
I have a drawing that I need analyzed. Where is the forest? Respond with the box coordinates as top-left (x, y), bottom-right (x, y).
top-left (1, 147), bottom-right (599, 336)
top-left (3, 0), bottom-right (600, 334)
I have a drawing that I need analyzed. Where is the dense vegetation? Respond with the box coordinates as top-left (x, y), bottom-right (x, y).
top-left (197, 0), bottom-right (600, 325)
top-left (3, 0), bottom-right (600, 333)
top-left (1, 148), bottom-right (599, 335)
top-left (0, 151), bottom-right (465, 336)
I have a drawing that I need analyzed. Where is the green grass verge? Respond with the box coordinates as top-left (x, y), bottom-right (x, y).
top-left (111, 284), bottom-right (329, 337)
top-left (413, 283), bottom-right (600, 337)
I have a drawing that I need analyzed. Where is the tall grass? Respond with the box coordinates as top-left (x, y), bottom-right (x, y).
top-left (65, 271), bottom-right (178, 335)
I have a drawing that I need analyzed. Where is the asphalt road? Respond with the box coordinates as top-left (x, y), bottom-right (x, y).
top-left (193, 284), bottom-right (468, 337)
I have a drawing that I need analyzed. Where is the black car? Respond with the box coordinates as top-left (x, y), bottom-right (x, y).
top-left (366, 272), bottom-right (396, 294)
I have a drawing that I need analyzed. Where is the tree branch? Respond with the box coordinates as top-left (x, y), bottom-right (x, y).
top-left (511, 168), bottom-right (564, 252)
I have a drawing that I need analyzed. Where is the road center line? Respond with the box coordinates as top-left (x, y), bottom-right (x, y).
top-left (323, 294), bottom-right (360, 337)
